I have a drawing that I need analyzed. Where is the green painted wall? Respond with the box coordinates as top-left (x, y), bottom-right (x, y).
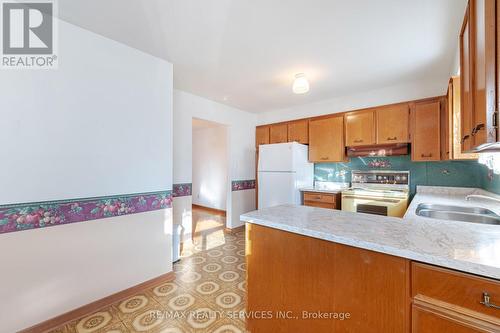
top-left (314, 155), bottom-right (500, 196)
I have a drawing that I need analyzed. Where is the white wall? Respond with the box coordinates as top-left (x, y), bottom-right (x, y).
top-left (0, 210), bottom-right (172, 332)
top-left (173, 90), bottom-right (257, 229)
top-left (173, 195), bottom-right (193, 241)
top-left (257, 79), bottom-right (447, 124)
top-left (231, 189), bottom-right (256, 228)
top-left (192, 125), bottom-right (228, 210)
top-left (0, 19), bottom-right (173, 332)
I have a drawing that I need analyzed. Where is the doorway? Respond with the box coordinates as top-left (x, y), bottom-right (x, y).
top-left (191, 118), bottom-right (229, 248)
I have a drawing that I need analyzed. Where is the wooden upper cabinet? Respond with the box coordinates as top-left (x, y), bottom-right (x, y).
top-left (449, 76), bottom-right (478, 160)
top-left (442, 88), bottom-right (453, 161)
top-left (269, 123), bottom-right (288, 144)
top-left (345, 110), bottom-right (376, 146)
top-left (460, 5), bottom-right (474, 152)
top-left (460, 0), bottom-right (498, 151)
top-left (376, 104), bottom-right (410, 144)
top-left (309, 116), bottom-right (345, 162)
top-left (471, 0), bottom-right (497, 148)
top-left (412, 100), bottom-right (441, 161)
top-left (255, 126), bottom-right (270, 147)
top-left (287, 119), bottom-right (309, 144)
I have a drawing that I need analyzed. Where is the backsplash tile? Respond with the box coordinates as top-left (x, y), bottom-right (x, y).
top-left (479, 163), bottom-right (500, 194)
top-left (314, 155), bottom-right (487, 197)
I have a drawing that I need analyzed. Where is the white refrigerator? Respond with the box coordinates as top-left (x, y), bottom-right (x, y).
top-left (258, 142), bottom-right (313, 208)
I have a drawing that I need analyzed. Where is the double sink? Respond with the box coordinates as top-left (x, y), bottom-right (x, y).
top-left (416, 204), bottom-right (500, 225)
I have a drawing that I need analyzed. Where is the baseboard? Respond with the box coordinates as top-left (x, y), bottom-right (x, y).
top-left (224, 225), bottom-right (245, 234)
top-left (20, 271), bottom-right (175, 333)
top-left (192, 204), bottom-right (227, 217)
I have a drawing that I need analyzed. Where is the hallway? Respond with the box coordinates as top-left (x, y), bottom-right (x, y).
top-left (48, 207), bottom-right (246, 333)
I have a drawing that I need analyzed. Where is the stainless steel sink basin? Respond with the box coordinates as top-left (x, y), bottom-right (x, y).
top-left (415, 203), bottom-right (500, 225)
top-left (416, 204), bottom-right (497, 216)
top-left (416, 210), bottom-right (500, 225)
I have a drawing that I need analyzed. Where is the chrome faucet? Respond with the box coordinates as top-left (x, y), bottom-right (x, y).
top-left (465, 194), bottom-right (500, 204)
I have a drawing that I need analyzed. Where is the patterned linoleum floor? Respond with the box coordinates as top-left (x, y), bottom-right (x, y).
top-left (48, 208), bottom-right (247, 333)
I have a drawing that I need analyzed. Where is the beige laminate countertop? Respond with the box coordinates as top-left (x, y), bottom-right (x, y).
top-left (299, 182), bottom-right (350, 194)
top-left (241, 186), bottom-right (500, 279)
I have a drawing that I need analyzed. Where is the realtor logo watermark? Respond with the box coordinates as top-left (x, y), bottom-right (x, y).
top-left (1, 0), bottom-right (58, 69)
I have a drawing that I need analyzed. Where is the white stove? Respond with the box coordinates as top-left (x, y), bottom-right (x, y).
top-left (341, 170), bottom-right (410, 217)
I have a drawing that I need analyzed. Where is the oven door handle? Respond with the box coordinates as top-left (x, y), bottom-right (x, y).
top-left (342, 196), bottom-right (402, 204)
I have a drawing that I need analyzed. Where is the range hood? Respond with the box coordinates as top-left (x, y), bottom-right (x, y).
top-left (346, 143), bottom-right (409, 157)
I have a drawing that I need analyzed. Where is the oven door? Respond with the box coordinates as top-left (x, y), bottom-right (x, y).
top-left (341, 195), bottom-right (408, 217)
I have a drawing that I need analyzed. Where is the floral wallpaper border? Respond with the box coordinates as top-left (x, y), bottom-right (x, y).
top-left (173, 183), bottom-right (192, 197)
top-left (232, 179), bottom-right (256, 191)
top-left (0, 190), bottom-right (172, 235)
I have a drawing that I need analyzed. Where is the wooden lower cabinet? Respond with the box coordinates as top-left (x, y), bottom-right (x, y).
top-left (333, 243), bottom-right (410, 333)
top-left (245, 225), bottom-right (500, 333)
top-left (303, 191), bottom-right (340, 209)
top-left (246, 224), bottom-right (410, 332)
top-left (412, 263), bottom-right (500, 333)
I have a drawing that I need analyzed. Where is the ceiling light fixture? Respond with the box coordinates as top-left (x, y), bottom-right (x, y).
top-left (292, 73), bottom-right (310, 94)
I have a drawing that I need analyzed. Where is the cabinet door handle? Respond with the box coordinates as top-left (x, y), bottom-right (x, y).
top-left (471, 123), bottom-right (485, 136)
top-left (421, 153), bottom-right (432, 158)
top-left (387, 137), bottom-right (397, 141)
top-left (461, 135), bottom-right (470, 144)
top-left (354, 139), bottom-right (363, 143)
top-left (480, 292), bottom-right (500, 310)
top-left (320, 157), bottom-right (329, 160)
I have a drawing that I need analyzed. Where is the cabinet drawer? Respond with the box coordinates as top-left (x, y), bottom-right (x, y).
top-left (303, 192), bottom-right (335, 203)
top-left (412, 304), bottom-right (486, 333)
top-left (303, 201), bottom-right (336, 209)
top-left (412, 263), bottom-right (500, 319)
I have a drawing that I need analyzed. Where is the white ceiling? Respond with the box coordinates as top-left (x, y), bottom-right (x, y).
top-left (58, 0), bottom-right (467, 113)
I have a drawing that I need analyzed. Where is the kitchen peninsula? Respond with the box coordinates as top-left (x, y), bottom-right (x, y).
top-left (241, 187), bottom-right (500, 332)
